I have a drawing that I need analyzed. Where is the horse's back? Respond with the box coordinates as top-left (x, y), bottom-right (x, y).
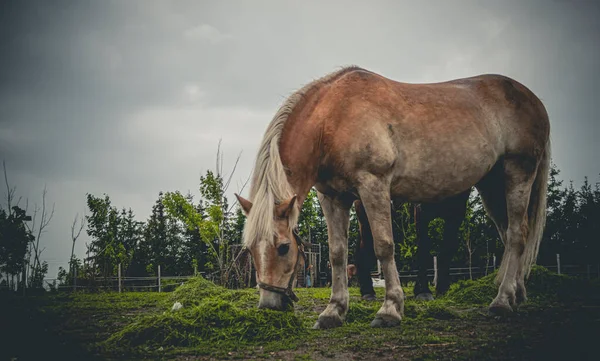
top-left (313, 68), bottom-right (549, 201)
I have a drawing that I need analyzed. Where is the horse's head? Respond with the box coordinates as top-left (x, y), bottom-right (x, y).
top-left (235, 193), bottom-right (304, 311)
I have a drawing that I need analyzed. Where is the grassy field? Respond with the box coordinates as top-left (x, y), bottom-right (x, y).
top-left (2, 266), bottom-right (600, 361)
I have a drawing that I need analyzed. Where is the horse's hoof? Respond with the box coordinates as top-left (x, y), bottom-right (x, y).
top-left (361, 294), bottom-right (377, 301)
top-left (370, 316), bottom-right (401, 328)
top-left (415, 292), bottom-right (435, 301)
top-left (313, 315), bottom-right (343, 329)
top-left (488, 302), bottom-right (513, 317)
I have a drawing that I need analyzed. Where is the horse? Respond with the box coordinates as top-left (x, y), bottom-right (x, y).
top-left (235, 66), bottom-right (550, 329)
top-left (353, 189), bottom-right (471, 302)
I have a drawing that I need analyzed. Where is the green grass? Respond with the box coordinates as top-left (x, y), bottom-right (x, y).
top-left (3, 267), bottom-right (600, 360)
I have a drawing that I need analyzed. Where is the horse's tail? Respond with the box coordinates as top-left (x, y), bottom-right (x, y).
top-left (523, 138), bottom-right (551, 279)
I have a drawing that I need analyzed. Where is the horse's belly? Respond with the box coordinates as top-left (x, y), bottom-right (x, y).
top-left (390, 143), bottom-right (498, 202)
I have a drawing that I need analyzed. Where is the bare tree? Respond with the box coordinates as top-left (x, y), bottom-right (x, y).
top-left (3, 160), bottom-right (16, 216)
top-left (70, 212), bottom-right (86, 277)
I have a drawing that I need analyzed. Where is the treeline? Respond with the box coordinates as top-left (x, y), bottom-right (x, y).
top-left (58, 168), bottom-right (247, 287)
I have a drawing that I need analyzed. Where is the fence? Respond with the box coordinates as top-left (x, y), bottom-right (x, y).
top-left (3, 254), bottom-right (598, 294)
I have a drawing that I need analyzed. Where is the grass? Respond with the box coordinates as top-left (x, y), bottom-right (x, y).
top-left (3, 266), bottom-right (600, 360)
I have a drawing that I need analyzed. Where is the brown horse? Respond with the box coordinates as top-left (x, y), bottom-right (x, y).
top-left (353, 189), bottom-right (471, 302)
top-left (235, 66), bottom-right (550, 329)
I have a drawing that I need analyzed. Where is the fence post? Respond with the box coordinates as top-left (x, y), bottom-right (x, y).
top-left (433, 256), bottom-right (438, 287)
top-left (493, 255), bottom-right (496, 270)
top-left (556, 254), bottom-right (561, 275)
top-left (194, 265), bottom-right (198, 277)
top-left (118, 263), bottom-right (122, 293)
top-left (158, 265), bottom-right (161, 293)
top-left (587, 265), bottom-right (591, 280)
top-left (22, 263), bottom-right (27, 297)
top-left (73, 267), bottom-right (77, 292)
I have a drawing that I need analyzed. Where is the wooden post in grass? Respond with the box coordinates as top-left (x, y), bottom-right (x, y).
top-left (556, 254), bottom-right (561, 275)
top-left (118, 263), bottom-right (122, 293)
top-left (493, 255), bottom-right (496, 270)
top-left (158, 265), bottom-right (162, 293)
top-left (433, 256), bottom-right (438, 287)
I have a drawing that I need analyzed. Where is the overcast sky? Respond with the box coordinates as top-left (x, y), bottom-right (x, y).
top-left (1, 0), bottom-right (599, 279)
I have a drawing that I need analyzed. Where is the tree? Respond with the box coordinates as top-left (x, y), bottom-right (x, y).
top-left (69, 212), bottom-right (85, 282)
top-left (1, 161), bottom-right (52, 291)
top-left (0, 207), bottom-right (34, 290)
top-left (85, 194), bottom-right (137, 279)
top-left (163, 142), bottom-right (245, 284)
top-left (142, 192), bottom-right (183, 276)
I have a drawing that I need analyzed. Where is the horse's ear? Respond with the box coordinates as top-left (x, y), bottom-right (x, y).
top-left (235, 193), bottom-right (253, 215)
top-left (275, 195), bottom-right (297, 219)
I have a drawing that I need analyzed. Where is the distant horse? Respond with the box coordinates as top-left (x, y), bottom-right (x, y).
top-left (353, 189), bottom-right (470, 301)
top-left (235, 66), bottom-right (550, 329)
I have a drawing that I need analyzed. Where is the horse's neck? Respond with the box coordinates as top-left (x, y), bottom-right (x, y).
top-left (278, 126), bottom-right (321, 207)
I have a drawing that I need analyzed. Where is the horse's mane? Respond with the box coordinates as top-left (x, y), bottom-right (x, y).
top-left (242, 66), bottom-right (362, 248)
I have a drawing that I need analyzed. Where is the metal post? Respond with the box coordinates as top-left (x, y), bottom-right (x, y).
top-left (587, 265), bottom-right (591, 280)
top-left (493, 255), bottom-right (496, 270)
top-left (556, 254), bottom-right (561, 275)
top-left (118, 263), bottom-right (122, 293)
top-left (433, 256), bottom-right (438, 287)
top-left (158, 265), bottom-right (161, 293)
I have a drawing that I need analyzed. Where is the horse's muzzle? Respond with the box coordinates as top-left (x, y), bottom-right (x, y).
top-left (257, 289), bottom-right (292, 311)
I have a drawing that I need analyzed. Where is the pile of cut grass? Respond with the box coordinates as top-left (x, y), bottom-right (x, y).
top-left (444, 265), bottom-right (600, 305)
top-left (444, 272), bottom-right (498, 305)
top-left (102, 276), bottom-right (302, 352)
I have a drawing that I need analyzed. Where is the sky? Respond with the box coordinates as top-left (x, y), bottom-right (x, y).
top-left (1, 0), bottom-right (599, 279)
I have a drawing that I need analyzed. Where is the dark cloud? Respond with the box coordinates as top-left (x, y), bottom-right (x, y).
top-left (1, 0), bottom-right (598, 277)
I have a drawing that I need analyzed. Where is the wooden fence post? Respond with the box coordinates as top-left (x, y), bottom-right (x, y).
top-left (433, 256), bottom-right (438, 287)
top-left (158, 265), bottom-right (161, 293)
top-left (118, 263), bottom-right (122, 293)
top-left (556, 254), bottom-right (561, 275)
top-left (493, 255), bottom-right (496, 270)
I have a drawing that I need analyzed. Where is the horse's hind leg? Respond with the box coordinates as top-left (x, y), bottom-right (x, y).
top-left (313, 191), bottom-right (352, 329)
top-left (488, 158), bottom-right (537, 314)
top-left (414, 205), bottom-right (435, 300)
top-left (358, 177), bottom-right (404, 327)
top-left (354, 200), bottom-right (377, 300)
top-left (436, 189), bottom-right (471, 295)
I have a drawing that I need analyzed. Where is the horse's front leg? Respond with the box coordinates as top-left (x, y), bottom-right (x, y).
top-left (358, 176), bottom-right (404, 327)
top-left (313, 191), bottom-right (352, 329)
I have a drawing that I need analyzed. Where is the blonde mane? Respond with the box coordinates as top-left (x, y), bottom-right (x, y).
top-left (242, 66), bottom-right (361, 248)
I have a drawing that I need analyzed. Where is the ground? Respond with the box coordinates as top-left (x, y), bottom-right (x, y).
top-left (2, 267), bottom-right (600, 361)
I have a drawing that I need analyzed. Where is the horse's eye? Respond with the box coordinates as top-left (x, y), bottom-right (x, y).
top-left (278, 243), bottom-right (290, 256)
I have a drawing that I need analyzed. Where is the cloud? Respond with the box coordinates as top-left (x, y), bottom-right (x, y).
top-left (184, 24), bottom-right (233, 44)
